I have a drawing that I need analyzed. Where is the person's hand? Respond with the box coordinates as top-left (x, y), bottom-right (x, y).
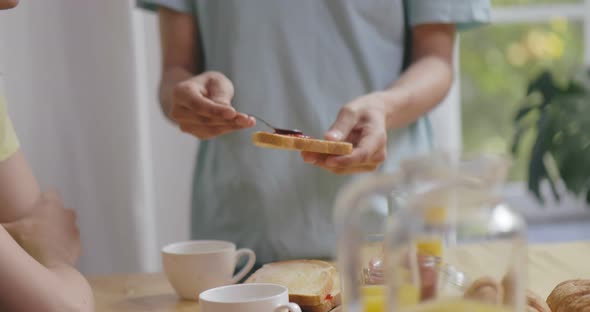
top-left (4, 191), bottom-right (81, 268)
top-left (170, 71), bottom-right (255, 139)
top-left (301, 92), bottom-right (388, 174)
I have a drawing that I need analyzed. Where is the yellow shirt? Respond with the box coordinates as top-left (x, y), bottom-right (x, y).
top-left (0, 96), bottom-right (19, 161)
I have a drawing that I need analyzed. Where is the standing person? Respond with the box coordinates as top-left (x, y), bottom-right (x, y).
top-left (139, 0), bottom-right (490, 265)
top-left (0, 1), bottom-right (94, 310)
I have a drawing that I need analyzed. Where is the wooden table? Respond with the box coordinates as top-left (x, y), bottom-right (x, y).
top-left (89, 241), bottom-right (590, 312)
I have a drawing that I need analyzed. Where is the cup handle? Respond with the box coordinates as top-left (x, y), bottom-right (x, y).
top-left (274, 303), bottom-right (302, 312)
top-left (230, 248), bottom-right (256, 283)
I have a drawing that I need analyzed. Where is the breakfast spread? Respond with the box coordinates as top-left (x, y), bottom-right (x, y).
top-left (240, 259), bottom-right (583, 312)
top-left (182, 240), bottom-right (584, 312)
top-left (251, 131), bottom-right (353, 155)
top-left (245, 260), bottom-right (341, 312)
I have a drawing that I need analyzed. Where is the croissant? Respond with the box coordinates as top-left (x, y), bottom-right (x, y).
top-left (546, 279), bottom-right (590, 312)
top-left (525, 289), bottom-right (551, 312)
top-left (464, 276), bottom-right (504, 305)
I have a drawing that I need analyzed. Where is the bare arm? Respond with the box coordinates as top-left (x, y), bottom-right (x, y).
top-left (158, 7), bottom-right (199, 120)
top-left (304, 24), bottom-right (456, 174)
top-left (0, 226), bottom-right (93, 311)
top-left (0, 150), bottom-right (40, 222)
top-left (382, 24), bottom-right (456, 129)
top-left (156, 7), bottom-right (254, 137)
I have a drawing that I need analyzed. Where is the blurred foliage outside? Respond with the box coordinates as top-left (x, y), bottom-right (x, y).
top-left (460, 6), bottom-right (585, 181)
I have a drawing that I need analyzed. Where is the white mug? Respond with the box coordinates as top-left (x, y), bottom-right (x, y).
top-left (199, 283), bottom-right (302, 312)
top-left (161, 240), bottom-right (256, 300)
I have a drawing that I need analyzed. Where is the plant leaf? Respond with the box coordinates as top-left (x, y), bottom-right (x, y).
top-left (528, 112), bottom-right (550, 203)
top-left (527, 71), bottom-right (558, 107)
top-left (563, 82), bottom-right (587, 95)
top-left (546, 165), bottom-right (561, 202)
top-left (542, 152), bottom-right (562, 202)
top-left (514, 104), bottom-right (540, 123)
top-left (545, 95), bottom-right (590, 204)
top-left (511, 125), bottom-right (527, 155)
top-left (519, 68), bottom-right (590, 208)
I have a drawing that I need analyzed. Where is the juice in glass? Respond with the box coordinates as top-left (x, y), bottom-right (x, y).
top-left (361, 285), bottom-right (420, 312)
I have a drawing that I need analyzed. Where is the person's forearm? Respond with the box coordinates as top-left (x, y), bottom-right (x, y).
top-left (158, 7), bottom-right (200, 122)
top-left (0, 228), bottom-right (94, 312)
top-left (159, 66), bottom-right (194, 121)
top-left (0, 150), bottom-right (40, 222)
top-left (49, 265), bottom-right (95, 312)
top-left (381, 55), bottom-right (454, 130)
top-left (380, 24), bottom-right (455, 130)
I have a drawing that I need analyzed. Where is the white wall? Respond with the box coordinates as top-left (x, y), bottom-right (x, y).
top-left (135, 9), bottom-right (195, 257)
top-left (0, 1), bottom-right (196, 274)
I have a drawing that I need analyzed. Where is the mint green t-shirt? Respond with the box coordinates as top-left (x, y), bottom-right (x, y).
top-left (139, 0), bottom-right (490, 264)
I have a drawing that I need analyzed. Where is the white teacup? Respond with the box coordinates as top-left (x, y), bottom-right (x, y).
top-left (161, 240), bottom-right (256, 300)
top-left (199, 283), bottom-right (302, 312)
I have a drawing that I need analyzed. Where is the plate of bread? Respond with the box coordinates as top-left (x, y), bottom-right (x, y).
top-left (245, 260), bottom-right (342, 312)
top-left (252, 131), bottom-right (353, 155)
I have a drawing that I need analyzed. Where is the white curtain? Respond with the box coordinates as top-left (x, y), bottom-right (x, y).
top-left (0, 1), bottom-right (460, 274)
top-left (0, 1), bottom-right (196, 274)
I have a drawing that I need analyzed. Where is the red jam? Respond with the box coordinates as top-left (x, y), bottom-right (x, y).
top-left (273, 129), bottom-right (311, 138)
top-left (326, 294), bottom-right (333, 301)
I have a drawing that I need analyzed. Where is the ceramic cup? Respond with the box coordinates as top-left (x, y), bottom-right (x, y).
top-left (199, 283), bottom-right (302, 312)
top-left (161, 240), bottom-right (256, 300)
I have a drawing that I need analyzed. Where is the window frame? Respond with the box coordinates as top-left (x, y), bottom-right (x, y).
top-left (491, 1), bottom-right (590, 65)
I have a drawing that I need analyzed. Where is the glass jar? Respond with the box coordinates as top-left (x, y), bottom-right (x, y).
top-left (334, 153), bottom-right (527, 312)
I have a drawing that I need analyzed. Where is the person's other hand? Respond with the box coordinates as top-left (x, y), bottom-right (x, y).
top-left (5, 191), bottom-right (81, 268)
top-left (301, 92), bottom-right (388, 174)
top-left (170, 71), bottom-right (255, 140)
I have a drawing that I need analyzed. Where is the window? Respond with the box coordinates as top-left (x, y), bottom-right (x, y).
top-left (459, 0), bottom-right (590, 217)
top-left (461, 20), bottom-right (584, 180)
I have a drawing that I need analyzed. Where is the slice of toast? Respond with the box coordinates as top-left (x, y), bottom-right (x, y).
top-left (245, 260), bottom-right (337, 307)
top-left (251, 131), bottom-right (353, 155)
top-left (300, 273), bottom-right (342, 312)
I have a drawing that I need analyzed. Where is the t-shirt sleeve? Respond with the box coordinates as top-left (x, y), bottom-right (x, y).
top-left (0, 97), bottom-right (19, 161)
top-left (407, 0), bottom-right (491, 30)
top-left (136, 0), bottom-right (193, 14)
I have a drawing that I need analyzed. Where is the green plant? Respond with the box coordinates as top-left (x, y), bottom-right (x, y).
top-left (512, 69), bottom-right (590, 205)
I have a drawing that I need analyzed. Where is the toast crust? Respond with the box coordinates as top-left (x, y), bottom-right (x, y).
top-left (245, 259), bottom-right (337, 307)
top-left (300, 274), bottom-right (342, 312)
top-left (252, 131), bottom-right (353, 155)
top-left (300, 299), bottom-right (335, 312)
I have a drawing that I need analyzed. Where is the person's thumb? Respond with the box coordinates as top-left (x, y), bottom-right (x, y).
top-left (206, 72), bottom-right (235, 105)
top-left (325, 107), bottom-right (357, 141)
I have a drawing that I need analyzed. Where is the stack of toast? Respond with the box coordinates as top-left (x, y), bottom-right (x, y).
top-left (245, 260), bottom-right (341, 312)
